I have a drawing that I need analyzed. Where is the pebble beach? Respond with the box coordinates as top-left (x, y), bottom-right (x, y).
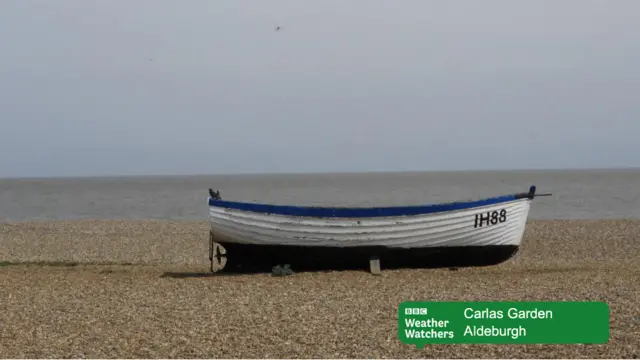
top-left (1, 219), bottom-right (638, 358)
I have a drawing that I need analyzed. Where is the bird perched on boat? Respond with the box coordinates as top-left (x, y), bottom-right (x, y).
top-left (209, 188), bottom-right (221, 200)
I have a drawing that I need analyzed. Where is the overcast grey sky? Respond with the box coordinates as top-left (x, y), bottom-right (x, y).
top-left (1, 0), bottom-right (638, 178)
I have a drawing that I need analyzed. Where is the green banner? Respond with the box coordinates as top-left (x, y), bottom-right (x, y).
top-left (398, 301), bottom-right (609, 347)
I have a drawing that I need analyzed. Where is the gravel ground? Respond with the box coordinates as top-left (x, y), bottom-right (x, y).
top-left (1, 219), bottom-right (639, 358)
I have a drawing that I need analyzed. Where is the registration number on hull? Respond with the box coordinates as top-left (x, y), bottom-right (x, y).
top-left (474, 209), bottom-right (507, 228)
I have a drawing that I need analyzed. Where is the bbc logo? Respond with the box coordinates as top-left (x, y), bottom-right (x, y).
top-left (405, 307), bottom-right (428, 315)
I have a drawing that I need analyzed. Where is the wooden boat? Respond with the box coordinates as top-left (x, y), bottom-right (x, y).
top-left (206, 185), bottom-right (550, 273)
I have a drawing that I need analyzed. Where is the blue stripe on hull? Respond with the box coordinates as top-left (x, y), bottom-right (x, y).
top-left (208, 194), bottom-right (519, 218)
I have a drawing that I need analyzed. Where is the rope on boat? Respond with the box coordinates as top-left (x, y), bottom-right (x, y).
top-left (209, 188), bottom-right (221, 200)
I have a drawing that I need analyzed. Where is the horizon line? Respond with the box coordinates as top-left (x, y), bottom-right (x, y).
top-left (1, 165), bottom-right (639, 181)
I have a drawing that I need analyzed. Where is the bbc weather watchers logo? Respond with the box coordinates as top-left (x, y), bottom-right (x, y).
top-left (405, 307), bottom-right (428, 315)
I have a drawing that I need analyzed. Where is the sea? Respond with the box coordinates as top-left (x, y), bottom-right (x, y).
top-left (1, 169), bottom-right (639, 222)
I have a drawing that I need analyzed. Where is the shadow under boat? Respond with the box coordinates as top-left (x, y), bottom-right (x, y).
top-left (222, 243), bottom-right (519, 272)
top-left (160, 244), bottom-right (519, 278)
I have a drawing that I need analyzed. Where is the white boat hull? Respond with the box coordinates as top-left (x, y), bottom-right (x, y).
top-left (208, 198), bottom-right (531, 249)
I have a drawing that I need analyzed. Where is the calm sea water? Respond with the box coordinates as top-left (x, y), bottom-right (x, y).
top-left (1, 169), bottom-right (639, 222)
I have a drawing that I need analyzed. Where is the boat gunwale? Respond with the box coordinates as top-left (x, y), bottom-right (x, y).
top-left (208, 188), bottom-right (536, 218)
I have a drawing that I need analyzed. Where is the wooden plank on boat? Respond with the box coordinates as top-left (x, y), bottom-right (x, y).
top-left (370, 256), bottom-right (381, 275)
